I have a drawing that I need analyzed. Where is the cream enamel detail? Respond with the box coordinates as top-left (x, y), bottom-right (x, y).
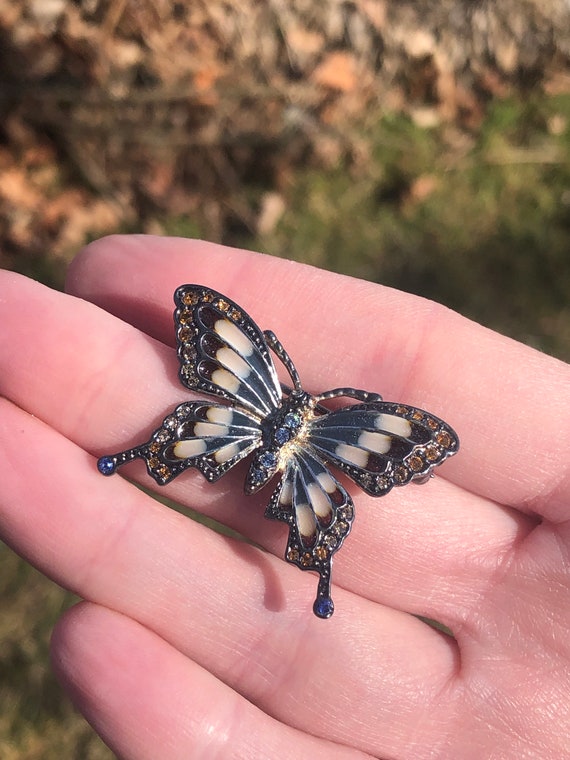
top-left (173, 439), bottom-right (208, 458)
top-left (334, 443), bottom-right (370, 468)
top-left (206, 406), bottom-right (235, 424)
top-left (215, 318), bottom-right (255, 356)
top-left (375, 414), bottom-right (412, 437)
top-left (211, 368), bottom-right (241, 394)
top-left (295, 502), bottom-right (317, 539)
top-left (307, 482), bottom-right (333, 519)
top-left (215, 346), bottom-right (252, 379)
top-left (358, 430), bottom-right (392, 454)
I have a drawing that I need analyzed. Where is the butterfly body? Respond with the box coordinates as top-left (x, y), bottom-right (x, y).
top-left (244, 389), bottom-right (312, 493)
top-left (98, 285), bottom-right (459, 619)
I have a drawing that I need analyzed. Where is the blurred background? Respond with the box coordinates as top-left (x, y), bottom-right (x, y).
top-left (1, 1), bottom-right (569, 756)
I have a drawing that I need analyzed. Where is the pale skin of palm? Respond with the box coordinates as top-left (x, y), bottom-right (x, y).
top-left (1, 235), bottom-right (569, 760)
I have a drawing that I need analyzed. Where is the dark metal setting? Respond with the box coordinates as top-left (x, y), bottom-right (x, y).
top-left (98, 285), bottom-right (460, 619)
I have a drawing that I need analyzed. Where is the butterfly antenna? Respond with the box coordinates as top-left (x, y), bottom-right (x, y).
top-left (264, 330), bottom-right (302, 392)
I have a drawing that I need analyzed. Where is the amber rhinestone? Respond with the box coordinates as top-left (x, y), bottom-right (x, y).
top-left (178, 309), bottom-right (193, 325)
top-left (157, 465), bottom-right (170, 480)
top-left (409, 455), bottom-right (424, 472)
top-left (394, 465), bottom-right (408, 483)
top-left (202, 292), bottom-right (214, 303)
top-left (229, 308), bottom-right (242, 321)
top-left (155, 431), bottom-right (169, 444)
top-left (182, 345), bottom-right (197, 361)
top-left (182, 366), bottom-right (196, 381)
top-left (315, 546), bottom-right (328, 560)
top-left (425, 444), bottom-right (440, 462)
top-left (287, 548), bottom-right (300, 562)
top-left (338, 506), bottom-right (354, 521)
top-left (395, 405), bottom-right (408, 415)
top-left (412, 411), bottom-right (423, 421)
top-left (182, 292), bottom-right (197, 306)
top-left (149, 442), bottom-right (161, 453)
top-left (324, 534), bottom-right (338, 550)
top-left (436, 431), bottom-right (452, 448)
top-left (376, 475), bottom-right (390, 490)
top-left (300, 552), bottom-right (313, 567)
top-left (178, 327), bottom-right (192, 343)
top-left (335, 520), bottom-right (349, 536)
top-left (427, 418), bottom-right (438, 430)
top-left (217, 299), bottom-right (230, 312)
top-left (148, 455), bottom-right (160, 468)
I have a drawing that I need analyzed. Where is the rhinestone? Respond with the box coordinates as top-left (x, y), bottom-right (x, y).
top-left (259, 451), bottom-right (277, 469)
top-left (202, 292), bottom-right (214, 303)
top-left (155, 431), bottom-right (169, 443)
top-left (300, 552), bottom-right (313, 567)
top-left (395, 465), bottom-right (408, 483)
top-left (229, 309), bottom-right (241, 321)
top-left (274, 427), bottom-right (291, 445)
top-left (409, 455), bottom-right (424, 472)
top-left (315, 546), bottom-right (328, 560)
top-left (251, 468), bottom-right (264, 483)
top-left (178, 327), bottom-right (192, 343)
top-left (334, 520), bottom-right (349, 536)
top-left (182, 292), bottom-right (197, 306)
top-left (324, 534), bottom-right (338, 550)
top-left (396, 405), bottom-right (408, 414)
top-left (425, 444), bottom-right (440, 462)
top-left (149, 442), bottom-right (161, 453)
top-left (283, 412), bottom-right (301, 430)
top-left (178, 309), bottom-right (193, 325)
top-left (412, 411), bottom-right (423, 421)
top-left (287, 548), bottom-right (300, 563)
top-left (157, 465), bottom-right (170, 480)
top-left (148, 456), bottom-right (160, 468)
top-left (375, 475), bottom-right (390, 490)
top-left (217, 299), bottom-right (230, 312)
top-left (164, 416), bottom-right (177, 429)
top-left (97, 456), bottom-right (116, 476)
top-left (436, 431), bottom-right (452, 448)
top-left (338, 505), bottom-right (354, 521)
top-left (313, 597), bottom-right (334, 619)
top-left (427, 418), bottom-right (438, 430)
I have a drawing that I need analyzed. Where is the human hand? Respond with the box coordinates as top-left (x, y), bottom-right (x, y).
top-left (1, 236), bottom-right (569, 759)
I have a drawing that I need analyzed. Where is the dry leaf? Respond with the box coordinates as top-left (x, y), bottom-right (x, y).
top-left (312, 51), bottom-right (358, 92)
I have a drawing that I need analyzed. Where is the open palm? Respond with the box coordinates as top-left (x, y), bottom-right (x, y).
top-left (1, 236), bottom-right (569, 759)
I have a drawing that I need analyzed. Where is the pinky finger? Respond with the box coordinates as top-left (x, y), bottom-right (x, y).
top-left (51, 603), bottom-right (372, 760)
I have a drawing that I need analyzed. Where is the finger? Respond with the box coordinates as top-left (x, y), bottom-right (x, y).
top-left (0, 277), bottom-right (532, 626)
top-left (66, 235), bottom-right (570, 520)
top-left (0, 399), bottom-right (459, 758)
top-left (52, 603), bottom-right (373, 760)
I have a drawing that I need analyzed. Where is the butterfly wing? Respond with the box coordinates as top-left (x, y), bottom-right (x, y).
top-left (174, 285), bottom-right (282, 418)
top-left (265, 448), bottom-right (354, 618)
top-left (307, 401), bottom-right (459, 496)
top-left (98, 401), bottom-right (262, 485)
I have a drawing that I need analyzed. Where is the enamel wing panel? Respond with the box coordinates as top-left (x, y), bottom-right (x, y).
top-left (98, 285), bottom-right (459, 619)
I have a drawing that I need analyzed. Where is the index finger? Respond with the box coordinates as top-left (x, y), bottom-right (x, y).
top-left (66, 235), bottom-right (570, 521)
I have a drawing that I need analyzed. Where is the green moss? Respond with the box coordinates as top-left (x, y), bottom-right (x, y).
top-left (0, 545), bottom-right (112, 759)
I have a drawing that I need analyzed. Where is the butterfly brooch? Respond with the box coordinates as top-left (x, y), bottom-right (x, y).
top-left (98, 285), bottom-right (459, 618)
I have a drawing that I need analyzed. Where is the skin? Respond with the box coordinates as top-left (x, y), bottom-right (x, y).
top-left (1, 235), bottom-right (570, 760)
